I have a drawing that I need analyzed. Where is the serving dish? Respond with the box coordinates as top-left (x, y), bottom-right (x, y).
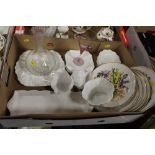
top-left (97, 49), bottom-right (121, 66)
top-left (15, 50), bottom-right (65, 86)
top-left (7, 90), bottom-right (93, 116)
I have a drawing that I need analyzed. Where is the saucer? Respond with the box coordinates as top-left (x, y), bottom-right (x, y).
top-left (130, 70), bottom-right (151, 111)
top-left (65, 50), bottom-right (94, 73)
top-left (97, 49), bottom-right (121, 66)
top-left (132, 66), bottom-right (155, 111)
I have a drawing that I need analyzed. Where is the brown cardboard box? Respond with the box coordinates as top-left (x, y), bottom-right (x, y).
top-left (0, 35), bottom-right (143, 127)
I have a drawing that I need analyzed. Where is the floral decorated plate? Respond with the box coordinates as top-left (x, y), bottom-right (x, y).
top-left (91, 63), bottom-right (136, 107)
top-left (137, 71), bottom-right (151, 111)
top-left (132, 66), bottom-right (155, 111)
top-left (130, 70), bottom-right (151, 111)
top-left (95, 81), bottom-right (137, 112)
top-left (127, 70), bottom-right (146, 111)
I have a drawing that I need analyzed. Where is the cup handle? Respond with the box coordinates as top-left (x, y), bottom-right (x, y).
top-left (72, 70), bottom-right (89, 89)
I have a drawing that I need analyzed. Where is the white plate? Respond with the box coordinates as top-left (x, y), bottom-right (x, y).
top-left (97, 49), bottom-right (121, 66)
top-left (7, 90), bottom-right (93, 116)
top-left (131, 70), bottom-right (151, 111)
top-left (138, 71), bottom-right (151, 111)
top-left (65, 50), bottom-right (94, 73)
top-left (127, 70), bottom-right (145, 111)
top-left (91, 63), bottom-right (136, 107)
top-left (132, 66), bottom-right (155, 111)
top-left (15, 61), bottom-right (50, 86)
top-left (120, 80), bottom-right (139, 112)
top-left (15, 50), bottom-right (65, 86)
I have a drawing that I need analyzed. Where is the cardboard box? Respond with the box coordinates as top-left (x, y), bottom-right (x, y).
top-left (0, 35), bottom-right (144, 127)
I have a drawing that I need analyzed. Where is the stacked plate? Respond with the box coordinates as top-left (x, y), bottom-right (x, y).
top-left (121, 67), bottom-right (152, 112)
top-left (132, 66), bottom-right (155, 112)
top-left (89, 64), bottom-right (155, 112)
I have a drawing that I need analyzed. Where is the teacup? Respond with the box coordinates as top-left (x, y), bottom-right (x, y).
top-left (82, 78), bottom-right (114, 106)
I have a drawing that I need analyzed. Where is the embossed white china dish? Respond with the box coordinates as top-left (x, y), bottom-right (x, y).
top-left (7, 90), bottom-right (93, 115)
top-left (97, 49), bottom-right (121, 66)
top-left (65, 50), bottom-right (94, 88)
top-left (15, 50), bottom-right (65, 86)
top-left (65, 50), bottom-right (94, 73)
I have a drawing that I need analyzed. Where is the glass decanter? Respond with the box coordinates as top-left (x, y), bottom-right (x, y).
top-left (26, 26), bottom-right (55, 76)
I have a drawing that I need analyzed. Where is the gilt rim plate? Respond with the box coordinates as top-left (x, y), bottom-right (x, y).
top-left (91, 63), bottom-right (136, 107)
top-left (132, 66), bottom-right (155, 111)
